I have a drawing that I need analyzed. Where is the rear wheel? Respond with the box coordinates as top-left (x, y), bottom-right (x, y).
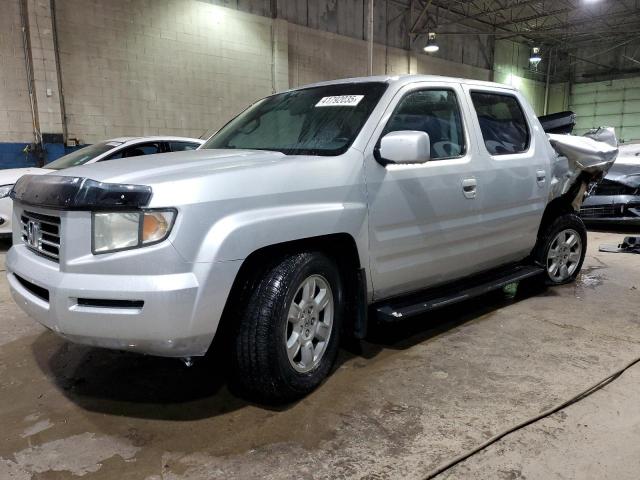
top-left (534, 213), bottom-right (587, 285)
top-left (230, 252), bottom-right (343, 404)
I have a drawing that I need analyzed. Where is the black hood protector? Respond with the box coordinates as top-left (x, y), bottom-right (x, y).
top-left (10, 175), bottom-right (152, 210)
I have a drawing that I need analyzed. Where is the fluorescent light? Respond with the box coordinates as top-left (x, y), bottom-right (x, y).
top-left (424, 33), bottom-right (439, 53)
top-left (530, 46), bottom-right (542, 64)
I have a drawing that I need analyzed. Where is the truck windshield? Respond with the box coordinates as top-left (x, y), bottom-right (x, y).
top-left (201, 82), bottom-right (388, 156)
top-left (44, 142), bottom-right (120, 170)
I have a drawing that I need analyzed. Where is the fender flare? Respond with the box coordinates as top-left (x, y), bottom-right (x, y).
top-left (194, 202), bottom-right (370, 267)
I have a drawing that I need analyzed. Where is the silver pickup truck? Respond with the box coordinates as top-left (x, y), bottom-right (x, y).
top-left (6, 75), bottom-right (616, 403)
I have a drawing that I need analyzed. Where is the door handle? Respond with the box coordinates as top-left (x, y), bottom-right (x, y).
top-left (536, 170), bottom-right (546, 187)
top-left (462, 178), bottom-right (477, 199)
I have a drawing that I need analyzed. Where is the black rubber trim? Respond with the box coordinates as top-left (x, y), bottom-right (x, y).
top-left (77, 298), bottom-right (144, 309)
top-left (10, 174), bottom-right (152, 211)
top-left (14, 274), bottom-right (50, 302)
top-left (353, 268), bottom-right (368, 339)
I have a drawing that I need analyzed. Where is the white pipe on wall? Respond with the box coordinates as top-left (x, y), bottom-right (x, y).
top-left (368, 0), bottom-right (374, 75)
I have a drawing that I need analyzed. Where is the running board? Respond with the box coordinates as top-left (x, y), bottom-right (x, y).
top-left (375, 265), bottom-right (544, 322)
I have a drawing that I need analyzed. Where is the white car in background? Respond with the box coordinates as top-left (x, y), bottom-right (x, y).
top-left (0, 136), bottom-right (203, 236)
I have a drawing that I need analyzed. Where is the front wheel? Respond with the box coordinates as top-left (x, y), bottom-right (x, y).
top-left (534, 213), bottom-right (587, 285)
top-left (230, 252), bottom-right (343, 404)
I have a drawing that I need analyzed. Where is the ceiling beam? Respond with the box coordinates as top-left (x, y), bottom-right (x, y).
top-left (493, 7), bottom-right (572, 28)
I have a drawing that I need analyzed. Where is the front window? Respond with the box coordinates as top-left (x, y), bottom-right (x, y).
top-left (201, 82), bottom-right (388, 156)
top-left (383, 89), bottom-right (466, 160)
top-left (45, 141), bottom-right (121, 170)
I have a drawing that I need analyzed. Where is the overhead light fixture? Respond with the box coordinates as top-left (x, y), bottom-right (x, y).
top-left (529, 46), bottom-right (542, 65)
top-left (424, 33), bottom-right (439, 53)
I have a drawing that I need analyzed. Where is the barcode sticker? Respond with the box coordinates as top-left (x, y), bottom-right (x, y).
top-left (316, 95), bottom-right (364, 107)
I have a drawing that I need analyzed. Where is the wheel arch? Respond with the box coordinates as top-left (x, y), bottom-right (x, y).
top-left (212, 233), bottom-right (367, 355)
top-left (537, 173), bottom-right (588, 240)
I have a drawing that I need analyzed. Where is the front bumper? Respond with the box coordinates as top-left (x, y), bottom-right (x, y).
top-left (580, 195), bottom-right (640, 224)
top-left (6, 243), bottom-right (241, 357)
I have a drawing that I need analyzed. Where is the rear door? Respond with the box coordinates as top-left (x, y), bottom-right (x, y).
top-left (462, 85), bottom-right (550, 267)
top-left (365, 81), bottom-right (490, 299)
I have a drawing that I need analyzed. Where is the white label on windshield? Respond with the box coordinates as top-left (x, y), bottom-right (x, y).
top-left (316, 95), bottom-right (364, 107)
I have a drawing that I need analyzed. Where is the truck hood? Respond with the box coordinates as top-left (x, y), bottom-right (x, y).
top-left (0, 167), bottom-right (52, 185)
top-left (605, 161), bottom-right (640, 188)
top-left (10, 148), bottom-right (352, 211)
top-left (56, 149), bottom-right (288, 185)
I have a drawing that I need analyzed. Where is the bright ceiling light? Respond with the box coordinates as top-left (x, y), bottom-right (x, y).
top-left (530, 46), bottom-right (542, 65)
top-left (424, 33), bottom-right (439, 53)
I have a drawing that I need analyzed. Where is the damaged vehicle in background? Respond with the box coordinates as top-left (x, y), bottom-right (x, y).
top-left (581, 141), bottom-right (640, 225)
top-left (5, 75), bottom-right (618, 403)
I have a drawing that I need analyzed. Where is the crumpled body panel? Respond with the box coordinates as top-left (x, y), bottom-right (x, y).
top-left (605, 159), bottom-right (640, 189)
top-left (547, 127), bottom-right (619, 206)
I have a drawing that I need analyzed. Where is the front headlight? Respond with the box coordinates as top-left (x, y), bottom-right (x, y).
top-left (92, 209), bottom-right (176, 254)
top-left (0, 184), bottom-right (14, 199)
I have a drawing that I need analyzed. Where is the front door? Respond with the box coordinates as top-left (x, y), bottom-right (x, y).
top-left (364, 82), bottom-right (489, 300)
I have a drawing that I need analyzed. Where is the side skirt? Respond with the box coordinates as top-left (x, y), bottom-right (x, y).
top-left (374, 264), bottom-right (544, 322)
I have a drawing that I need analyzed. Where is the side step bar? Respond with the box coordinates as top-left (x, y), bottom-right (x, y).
top-left (375, 265), bottom-right (544, 322)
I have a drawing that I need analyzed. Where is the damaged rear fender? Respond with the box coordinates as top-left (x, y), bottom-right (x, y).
top-left (547, 128), bottom-right (619, 209)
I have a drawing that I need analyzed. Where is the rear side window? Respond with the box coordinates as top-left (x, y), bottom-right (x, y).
top-left (383, 89), bottom-right (465, 160)
top-left (133, 143), bottom-right (162, 155)
top-left (470, 92), bottom-right (530, 155)
top-left (104, 142), bottom-right (163, 160)
top-left (169, 142), bottom-right (200, 152)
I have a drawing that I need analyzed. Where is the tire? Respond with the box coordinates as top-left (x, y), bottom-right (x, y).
top-left (230, 252), bottom-right (344, 404)
top-left (533, 212), bottom-right (587, 285)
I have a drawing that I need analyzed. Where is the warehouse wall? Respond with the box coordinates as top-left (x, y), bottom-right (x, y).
top-left (491, 40), bottom-right (571, 119)
top-left (55, 0), bottom-right (491, 146)
top-left (1, 0), bottom-right (500, 166)
top-left (55, 0), bottom-right (288, 144)
top-left (210, 0), bottom-right (493, 71)
top-left (570, 77), bottom-right (640, 142)
top-left (287, 23), bottom-right (409, 88)
top-left (288, 23), bottom-right (491, 88)
top-left (548, 82), bottom-right (570, 114)
top-left (493, 40), bottom-right (547, 115)
top-left (0, 0), bottom-right (35, 166)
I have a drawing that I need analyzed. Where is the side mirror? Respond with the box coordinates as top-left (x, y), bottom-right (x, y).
top-left (375, 131), bottom-right (430, 165)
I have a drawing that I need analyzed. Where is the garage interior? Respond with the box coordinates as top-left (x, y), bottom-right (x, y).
top-left (1, 0), bottom-right (640, 479)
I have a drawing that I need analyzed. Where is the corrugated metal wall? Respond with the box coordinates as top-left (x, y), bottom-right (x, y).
top-left (570, 78), bottom-right (640, 141)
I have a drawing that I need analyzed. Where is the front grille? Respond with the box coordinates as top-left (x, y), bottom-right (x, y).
top-left (20, 211), bottom-right (61, 261)
top-left (593, 180), bottom-right (638, 196)
top-left (580, 204), bottom-right (622, 218)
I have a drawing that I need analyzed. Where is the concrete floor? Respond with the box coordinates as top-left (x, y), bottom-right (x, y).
top-left (1, 230), bottom-right (639, 480)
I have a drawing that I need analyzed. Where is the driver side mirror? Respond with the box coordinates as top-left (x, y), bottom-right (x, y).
top-left (374, 131), bottom-right (430, 166)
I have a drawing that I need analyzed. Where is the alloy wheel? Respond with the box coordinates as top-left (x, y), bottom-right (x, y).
top-left (547, 228), bottom-right (582, 282)
top-left (285, 274), bottom-right (334, 373)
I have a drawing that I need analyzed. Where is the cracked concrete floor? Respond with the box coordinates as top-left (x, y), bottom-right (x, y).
top-left (0, 230), bottom-right (639, 480)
